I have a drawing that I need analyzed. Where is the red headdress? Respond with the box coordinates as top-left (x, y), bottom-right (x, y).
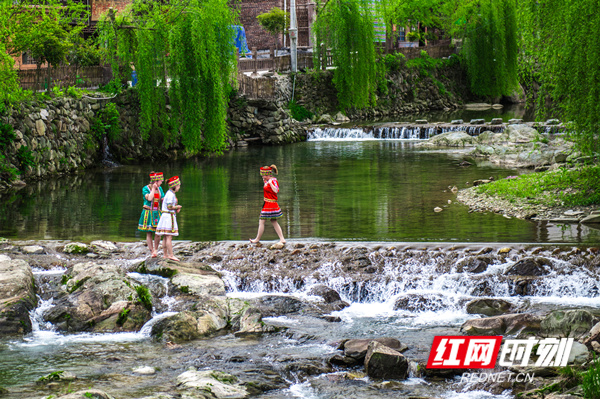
top-left (168, 176), bottom-right (180, 188)
top-left (260, 166), bottom-right (274, 176)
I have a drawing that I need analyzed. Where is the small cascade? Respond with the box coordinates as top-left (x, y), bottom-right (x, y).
top-left (128, 272), bottom-right (180, 314)
top-left (216, 252), bottom-right (600, 325)
top-left (308, 124), bottom-right (509, 141)
top-left (102, 135), bottom-right (119, 168)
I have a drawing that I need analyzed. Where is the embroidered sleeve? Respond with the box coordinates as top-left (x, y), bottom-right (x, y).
top-left (142, 185), bottom-right (150, 200)
top-left (165, 192), bottom-right (176, 207)
top-left (269, 178), bottom-right (279, 193)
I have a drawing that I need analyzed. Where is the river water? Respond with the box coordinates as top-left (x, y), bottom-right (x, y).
top-left (0, 139), bottom-right (598, 244)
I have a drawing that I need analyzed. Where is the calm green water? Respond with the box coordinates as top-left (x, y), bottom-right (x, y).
top-left (1, 141), bottom-right (597, 243)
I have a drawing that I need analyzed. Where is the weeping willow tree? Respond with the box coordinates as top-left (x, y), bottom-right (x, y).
top-left (519, 0), bottom-right (600, 156)
top-left (448, 0), bottom-right (518, 99)
top-left (97, 0), bottom-right (237, 154)
top-left (312, 0), bottom-right (378, 110)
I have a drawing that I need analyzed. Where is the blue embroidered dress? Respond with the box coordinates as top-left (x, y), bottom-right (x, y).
top-left (138, 185), bottom-right (165, 232)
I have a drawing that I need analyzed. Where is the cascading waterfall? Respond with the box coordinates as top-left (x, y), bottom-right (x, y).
top-left (214, 252), bottom-right (600, 326)
top-left (307, 125), bottom-right (505, 141)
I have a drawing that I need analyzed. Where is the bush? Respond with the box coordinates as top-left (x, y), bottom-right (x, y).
top-left (382, 53), bottom-right (406, 73)
top-left (16, 146), bottom-right (35, 169)
top-left (0, 123), bottom-right (16, 151)
top-left (91, 102), bottom-right (121, 143)
top-left (98, 79), bottom-right (123, 94)
top-left (67, 86), bottom-right (83, 99)
top-left (406, 31), bottom-right (421, 42)
top-left (0, 154), bottom-right (19, 182)
top-left (288, 100), bottom-right (313, 122)
top-left (583, 356), bottom-right (600, 399)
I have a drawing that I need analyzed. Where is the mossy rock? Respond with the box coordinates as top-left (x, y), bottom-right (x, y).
top-left (63, 242), bottom-right (89, 254)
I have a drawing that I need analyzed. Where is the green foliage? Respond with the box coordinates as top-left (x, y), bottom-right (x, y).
top-left (0, 154), bottom-right (19, 182)
top-left (0, 123), bottom-right (16, 151)
top-left (313, 0), bottom-right (378, 110)
top-left (37, 371), bottom-right (64, 383)
top-left (116, 308), bottom-right (130, 326)
top-left (66, 86), bottom-right (83, 99)
top-left (51, 86), bottom-right (65, 97)
top-left (475, 165), bottom-right (600, 207)
top-left (91, 103), bottom-right (121, 143)
top-left (16, 146), bottom-right (35, 170)
top-left (98, 80), bottom-right (123, 95)
top-left (382, 53), bottom-right (406, 73)
top-left (97, 0), bottom-right (237, 154)
top-left (288, 100), bottom-right (314, 121)
top-left (61, 274), bottom-right (72, 285)
top-left (405, 31), bottom-right (421, 42)
top-left (257, 7), bottom-right (290, 41)
top-left (179, 286), bottom-right (190, 294)
top-left (583, 355), bottom-right (600, 399)
top-left (68, 279), bottom-right (85, 293)
top-left (135, 285), bottom-right (152, 311)
top-left (449, 0), bottom-right (518, 98)
top-left (518, 0), bottom-right (600, 157)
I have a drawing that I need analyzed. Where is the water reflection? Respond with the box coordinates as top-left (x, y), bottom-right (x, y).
top-left (0, 141), bottom-right (598, 243)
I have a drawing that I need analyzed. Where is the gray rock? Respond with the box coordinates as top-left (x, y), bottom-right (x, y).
top-left (252, 295), bottom-right (305, 316)
top-left (415, 119), bottom-right (428, 124)
top-left (470, 119), bottom-right (486, 125)
top-left (176, 369), bottom-right (248, 398)
top-left (334, 112), bottom-right (350, 122)
top-left (364, 341), bottom-right (409, 380)
top-left (0, 259), bottom-right (37, 334)
top-left (394, 293), bottom-right (447, 312)
top-left (568, 342), bottom-right (589, 364)
top-left (461, 313), bottom-right (542, 336)
top-left (45, 262), bottom-right (150, 332)
top-left (540, 309), bottom-right (597, 339)
top-left (63, 242), bottom-right (89, 254)
top-left (504, 124), bottom-right (540, 143)
top-left (581, 214), bottom-right (600, 224)
top-left (344, 337), bottom-right (407, 361)
top-left (90, 240), bottom-right (118, 252)
top-left (546, 119), bottom-right (560, 125)
top-left (450, 119), bottom-right (463, 125)
top-left (505, 257), bottom-right (551, 276)
top-left (35, 119), bottom-right (46, 136)
top-left (508, 118), bottom-right (523, 124)
top-left (22, 245), bottom-right (45, 254)
top-left (316, 114), bottom-right (333, 124)
top-left (421, 131), bottom-right (474, 147)
top-left (490, 118), bottom-right (503, 125)
top-left (465, 103), bottom-right (492, 110)
top-left (307, 285), bottom-right (342, 303)
top-left (54, 389), bottom-right (114, 399)
top-left (466, 299), bottom-right (514, 316)
top-left (456, 256), bottom-right (492, 273)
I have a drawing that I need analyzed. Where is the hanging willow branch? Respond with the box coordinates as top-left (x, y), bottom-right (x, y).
top-left (312, 0), bottom-right (378, 110)
top-left (97, 0), bottom-right (237, 154)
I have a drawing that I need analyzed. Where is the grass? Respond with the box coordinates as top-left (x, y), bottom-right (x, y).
top-left (135, 285), bottom-right (153, 311)
top-left (475, 165), bottom-right (600, 207)
top-left (583, 355), bottom-right (600, 399)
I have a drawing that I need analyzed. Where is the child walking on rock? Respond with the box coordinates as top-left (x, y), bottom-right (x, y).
top-left (250, 165), bottom-right (286, 245)
top-left (156, 176), bottom-right (182, 261)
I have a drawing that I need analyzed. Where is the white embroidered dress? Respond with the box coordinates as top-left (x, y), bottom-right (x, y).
top-left (155, 189), bottom-right (179, 236)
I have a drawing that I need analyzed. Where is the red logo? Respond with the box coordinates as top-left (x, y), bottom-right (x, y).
top-left (427, 336), bottom-right (502, 369)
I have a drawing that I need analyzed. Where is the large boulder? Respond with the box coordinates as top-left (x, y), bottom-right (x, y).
top-left (176, 369), bottom-right (248, 399)
top-left (461, 313), bottom-right (542, 336)
top-left (456, 256), bottom-right (493, 274)
top-left (421, 132), bottom-right (474, 147)
top-left (540, 310), bottom-right (597, 339)
top-left (251, 295), bottom-right (306, 317)
top-left (139, 258), bottom-right (225, 296)
top-left (343, 337), bottom-right (407, 361)
top-left (44, 262), bottom-right (151, 332)
top-left (0, 258), bottom-right (37, 334)
top-left (505, 257), bottom-right (551, 276)
top-left (504, 124), bottom-right (540, 143)
top-left (393, 293), bottom-right (448, 312)
top-left (364, 341), bottom-right (409, 380)
top-left (466, 299), bottom-right (514, 316)
top-left (53, 389), bottom-right (114, 399)
top-left (151, 298), bottom-right (276, 342)
top-left (307, 285), bottom-right (349, 312)
top-left (583, 321), bottom-right (600, 352)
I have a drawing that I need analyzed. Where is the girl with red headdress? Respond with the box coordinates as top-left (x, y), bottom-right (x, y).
top-left (138, 171), bottom-right (165, 257)
top-left (156, 176), bottom-right (182, 261)
top-left (250, 165), bottom-right (286, 244)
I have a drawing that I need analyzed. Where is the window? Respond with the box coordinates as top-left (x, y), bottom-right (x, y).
top-left (22, 51), bottom-right (37, 65)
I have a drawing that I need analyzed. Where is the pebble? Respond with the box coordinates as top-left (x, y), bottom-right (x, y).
top-left (434, 207), bottom-right (443, 212)
top-left (133, 366), bottom-right (156, 375)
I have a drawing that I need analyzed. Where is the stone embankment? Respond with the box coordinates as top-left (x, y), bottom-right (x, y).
top-left (0, 90), bottom-right (304, 191)
top-left (2, 239), bottom-right (600, 398)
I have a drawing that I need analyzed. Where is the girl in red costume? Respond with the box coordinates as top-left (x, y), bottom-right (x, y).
top-left (250, 165), bottom-right (286, 244)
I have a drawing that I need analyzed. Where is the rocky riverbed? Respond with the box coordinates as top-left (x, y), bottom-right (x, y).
top-left (2, 239), bottom-right (600, 399)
